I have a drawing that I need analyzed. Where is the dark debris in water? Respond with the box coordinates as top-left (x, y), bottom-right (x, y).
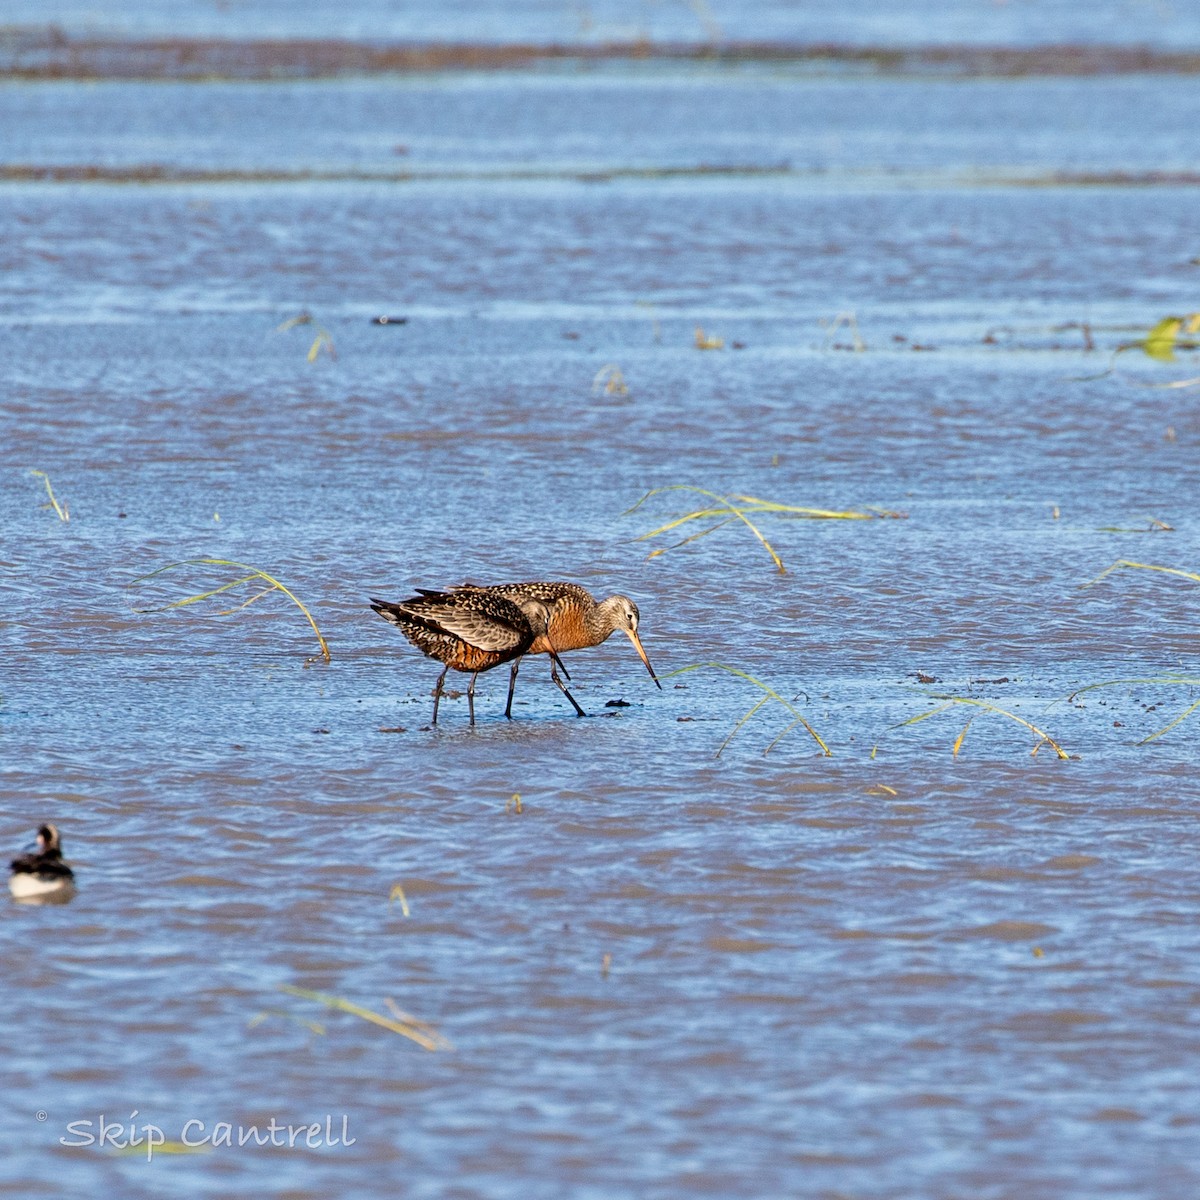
top-left (605, 699), bottom-right (632, 708)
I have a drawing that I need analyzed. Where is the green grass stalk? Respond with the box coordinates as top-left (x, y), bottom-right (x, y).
top-left (896, 696), bottom-right (1069, 759)
top-left (30, 470), bottom-right (69, 521)
top-left (666, 662), bottom-right (831, 756)
top-left (626, 485), bottom-right (901, 573)
top-left (131, 558), bottom-right (331, 663)
top-left (279, 985), bottom-right (450, 1051)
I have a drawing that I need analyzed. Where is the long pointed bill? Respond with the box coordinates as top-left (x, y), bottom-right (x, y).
top-left (624, 629), bottom-right (662, 689)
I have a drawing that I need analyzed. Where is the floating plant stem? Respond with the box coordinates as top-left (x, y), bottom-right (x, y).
top-left (1094, 518), bottom-right (1173, 534)
top-left (388, 883), bottom-right (411, 916)
top-left (820, 310), bottom-right (866, 351)
top-left (279, 985), bottom-right (451, 1051)
top-left (1082, 559), bottom-right (1200, 590)
top-left (276, 311), bottom-right (336, 362)
top-left (896, 696), bottom-right (1070, 760)
top-left (666, 662), bottom-right (831, 756)
top-left (1141, 699), bottom-right (1200, 743)
top-left (1072, 312), bottom-right (1200, 384)
top-left (634, 299), bottom-right (662, 342)
top-left (1075, 558), bottom-right (1200, 737)
top-left (247, 1008), bottom-right (326, 1036)
top-left (626, 485), bottom-right (902, 573)
top-left (30, 470), bottom-right (69, 521)
top-left (591, 364), bottom-right (629, 396)
top-left (113, 1141), bottom-right (208, 1158)
top-left (130, 558), bottom-right (331, 663)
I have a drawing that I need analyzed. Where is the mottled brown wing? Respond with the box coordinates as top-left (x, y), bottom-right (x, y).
top-left (401, 594), bottom-right (529, 653)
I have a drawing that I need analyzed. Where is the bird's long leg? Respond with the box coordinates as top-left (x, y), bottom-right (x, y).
top-left (505, 658), bottom-right (521, 720)
top-left (549, 658), bottom-right (586, 718)
top-left (467, 670), bottom-right (479, 726)
top-left (431, 665), bottom-right (449, 725)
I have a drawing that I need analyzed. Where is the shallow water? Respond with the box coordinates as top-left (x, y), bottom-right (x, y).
top-left (9, 0), bottom-right (1200, 46)
top-left (4, 10), bottom-right (1200, 1199)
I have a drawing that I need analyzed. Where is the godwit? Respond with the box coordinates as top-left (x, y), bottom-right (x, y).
top-left (371, 589), bottom-right (566, 725)
top-left (457, 582), bottom-right (660, 717)
top-left (10, 823), bottom-right (75, 900)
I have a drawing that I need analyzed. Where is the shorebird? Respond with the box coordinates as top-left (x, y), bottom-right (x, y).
top-left (456, 581), bottom-right (660, 717)
top-left (9, 823), bottom-right (76, 900)
top-left (371, 589), bottom-right (567, 725)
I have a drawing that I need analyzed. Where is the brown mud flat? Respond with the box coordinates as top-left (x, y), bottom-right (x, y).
top-left (4, 163), bottom-right (1200, 188)
top-left (0, 161), bottom-right (793, 184)
top-left (4, 32), bottom-right (1200, 81)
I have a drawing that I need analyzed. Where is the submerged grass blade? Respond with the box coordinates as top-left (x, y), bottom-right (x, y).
top-left (247, 1008), bottom-right (327, 1035)
top-left (135, 572), bottom-right (262, 611)
top-left (30, 470), bottom-right (69, 522)
top-left (216, 585), bottom-right (280, 615)
top-left (895, 702), bottom-right (956, 729)
top-left (388, 883), bottom-right (411, 916)
top-left (717, 693), bottom-right (771, 756)
top-left (626, 485), bottom-right (900, 573)
top-left (383, 998), bottom-right (446, 1044)
top-left (277, 311), bottom-right (336, 361)
top-left (279, 985), bottom-right (451, 1051)
top-left (1140, 698), bottom-right (1200, 744)
top-left (763, 715), bottom-right (820, 755)
top-left (728, 493), bottom-right (885, 520)
top-left (1071, 314), bottom-right (1200, 383)
top-left (1067, 675), bottom-right (1200, 744)
top-left (952, 715), bottom-right (976, 758)
top-left (895, 696), bottom-right (1069, 760)
top-left (130, 558), bottom-right (331, 663)
top-left (666, 662), bottom-right (831, 756)
top-left (645, 516), bottom-right (738, 560)
top-left (276, 313), bottom-right (314, 332)
top-left (114, 1141), bottom-right (209, 1158)
top-left (1082, 559), bottom-right (1200, 589)
top-left (629, 485), bottom-right (785, 571)
top-left (307, 331), bottom-right (336, 361)
top-left (591, 364), bottom-right (629, 395)
top-left (1137, 374), bottom-right (1200, 390)
top-left (1067, 674), bottom-right (1200, 702)
top-left (1078, 562), bottom-right (1200, 741)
